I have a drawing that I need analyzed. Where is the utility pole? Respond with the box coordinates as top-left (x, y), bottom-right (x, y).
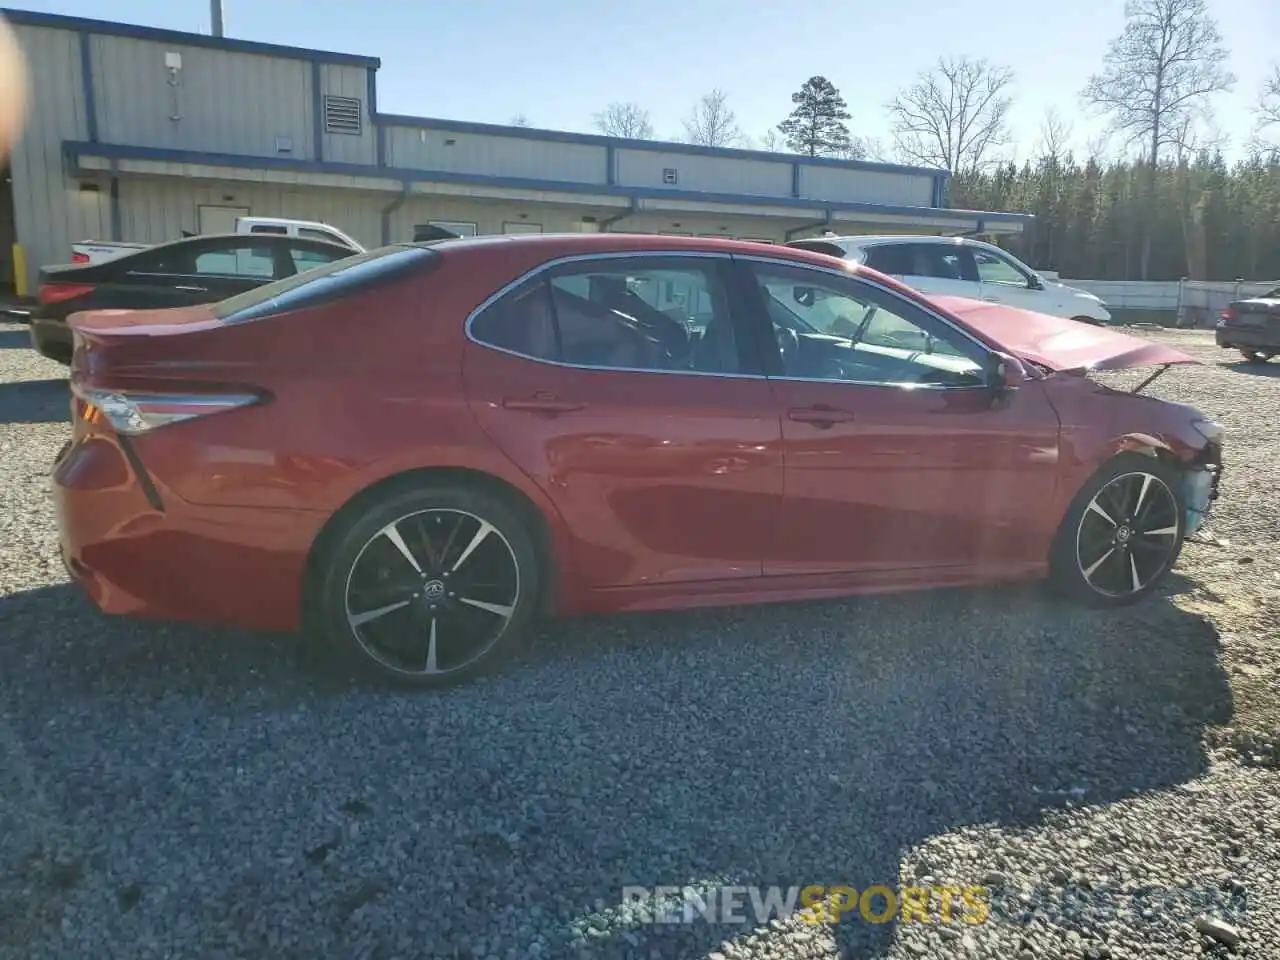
top-left (210, 0), bottom-right (224, 37)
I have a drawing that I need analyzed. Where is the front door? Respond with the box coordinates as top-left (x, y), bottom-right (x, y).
top-left (463, 252), bottom-right (784, 591)
top-left (968, 246), bottom-right (1060, 315)
top-left (738, 258), bottom-right (1062, 577)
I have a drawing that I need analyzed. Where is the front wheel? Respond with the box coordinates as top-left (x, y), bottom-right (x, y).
top-left (1240, 350), bottom-right (1274, 363)
top-left (310, 484), bottom-right (541, 687)
top-left (1049, 453), bottom-right (1186, 607)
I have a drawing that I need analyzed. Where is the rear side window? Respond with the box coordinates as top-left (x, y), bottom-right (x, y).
top-left (862, 244), bottom-right (915, 275)
top-left (469, 279), bottom-right (559, 360)
top-left (213, 244), bottom-right (438, 324)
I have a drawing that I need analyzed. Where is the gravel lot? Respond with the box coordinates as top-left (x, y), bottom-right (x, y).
top-left (1, 319), bottom-right (1278, 960)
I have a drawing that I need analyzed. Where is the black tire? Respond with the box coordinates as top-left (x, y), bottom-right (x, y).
top-left (1048, 453), bottom-right (1186, 608)
top-left (309, 484), bottom-right (541, 688)
top-left (1071, 316), bottom-right (1105, 327)
top-left (1240, 350), bottom-right (1272, 363)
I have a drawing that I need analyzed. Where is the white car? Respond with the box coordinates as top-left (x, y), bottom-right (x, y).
top-left (787, 234), bottom-right (1111, 326)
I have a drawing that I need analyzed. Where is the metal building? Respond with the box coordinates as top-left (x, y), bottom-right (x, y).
top-left (0, 8), bottom-right (1034, 296)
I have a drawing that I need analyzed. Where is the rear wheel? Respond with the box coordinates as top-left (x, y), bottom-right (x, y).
top-left (1049, 453), bottom-right (1185, 607)
top-left (1240, 349), bottom-right (1274, 363)
top-left (310, 484), bottom-right (540, 687)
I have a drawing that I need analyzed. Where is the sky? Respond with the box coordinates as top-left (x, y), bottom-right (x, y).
top-left (10, 0), bottom-right (1279, 164)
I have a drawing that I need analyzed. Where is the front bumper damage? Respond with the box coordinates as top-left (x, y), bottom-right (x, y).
top-left (1183, 440), bottom-right (1224, 537)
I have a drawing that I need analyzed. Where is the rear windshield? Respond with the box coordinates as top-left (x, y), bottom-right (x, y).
top-left (213, 244), bottom-right (438, 324)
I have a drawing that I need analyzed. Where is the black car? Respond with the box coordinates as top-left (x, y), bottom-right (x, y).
top-left (1217, 286), bottom-right (1280, 363)
top-left (29, 232), bottom-right (357, 363)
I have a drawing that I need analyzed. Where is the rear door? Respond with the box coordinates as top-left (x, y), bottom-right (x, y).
top-left (863, 242), bottom-right (981, 300)
top-left (463, 251), bottom-right (784, 592)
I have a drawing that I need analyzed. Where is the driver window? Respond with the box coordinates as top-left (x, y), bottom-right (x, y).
top-left (972, 249), bottom-right (1031, 288)
top-left (751, 264), bottom-right (985, 387)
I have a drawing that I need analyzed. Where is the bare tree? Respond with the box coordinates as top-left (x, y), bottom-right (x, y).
top-left (509, 114), bottom-right (530, 127)
top-left (592, 102), bottom-right (654, 140)
top-left (1083, 0), bottom-right (1234, 158)
top-left (885, 56), bottom-right (1014, 174)
top-left (835, 139), bottom-right (868, 161)
top-left (682, 89), bottom-right (743, 147)
top-left (753, 128), bottom-right (786, 152)
top-left (1085, 129), bottom-right (1114, 162)
top-left (1035, 107), bottom-right (1074, 164)
top-left (1257, 65), bottom-right (1280, 141)
top-left (1081, 0), bottom-right (1234, 277)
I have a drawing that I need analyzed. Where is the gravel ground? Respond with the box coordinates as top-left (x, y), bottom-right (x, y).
top-left (1, 319), bottom-right (1278, 960)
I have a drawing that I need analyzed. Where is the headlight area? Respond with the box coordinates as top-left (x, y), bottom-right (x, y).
top-left (1183, 419), bottom-right (1225, 536)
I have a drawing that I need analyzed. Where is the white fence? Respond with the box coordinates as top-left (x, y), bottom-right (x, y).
top-left (1039, 273), bottom-right (1280, 326)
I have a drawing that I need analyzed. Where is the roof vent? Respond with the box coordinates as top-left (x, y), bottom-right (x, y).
top-left (323, 95), bottom-right (362, 135)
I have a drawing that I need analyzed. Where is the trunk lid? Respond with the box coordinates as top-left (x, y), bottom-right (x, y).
top-left (930, 296), bottom-right (1196, 371)
top-left (67, 305), bottom-right (252, 386)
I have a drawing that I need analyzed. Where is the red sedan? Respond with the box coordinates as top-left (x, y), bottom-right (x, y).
top-left (52, 234), bottom-right (1225, 687)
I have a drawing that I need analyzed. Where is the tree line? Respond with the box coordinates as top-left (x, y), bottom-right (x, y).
top-left (514, 0), bottom-right (1280, 282)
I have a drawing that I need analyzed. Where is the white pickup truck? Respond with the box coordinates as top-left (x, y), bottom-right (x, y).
top-left (70, 216), bottom-right (365, 265)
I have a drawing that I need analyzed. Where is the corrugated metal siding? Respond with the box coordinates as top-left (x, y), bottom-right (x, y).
top-left (319, 65), bottom-right (374, 165)
top-left (8, 25), bottom-right (109, 284)
top-left (616, 150), bottom-right (792, 198)
top-left (384, 126), bottom-right (608, 183)
top-left (797, 166), bottom-right (933, 207)
top-left (92, 35), bottom-right (315, 159)
top-left (116, 179), bottom-right (382, 249)
top-left (390, 197), bottom-right (580, 240)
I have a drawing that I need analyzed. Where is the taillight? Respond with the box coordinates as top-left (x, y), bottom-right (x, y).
top-left (71, 384), bottom-right (264, 435)
top-left (37, 282), bottom-right (96, 305)
top-left (71, 252), bottom-right (90, 264)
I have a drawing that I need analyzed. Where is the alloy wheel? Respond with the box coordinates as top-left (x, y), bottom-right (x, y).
top-left (343, 508), bottom-right (521, 677)
top-left (1074, 471), bottom-right (1180, 598)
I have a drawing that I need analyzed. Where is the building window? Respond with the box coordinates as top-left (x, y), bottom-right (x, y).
top-left (428, 221), bottom-right (478, 238)
top-left (502, 222), bottom-right (542, 234)
top-left (662, 168), bottom-right (678, 185)
top-left (323, 95), bottom-right (362, 135)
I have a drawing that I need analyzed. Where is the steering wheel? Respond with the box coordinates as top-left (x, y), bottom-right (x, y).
top-left (775, 326), bottom-right (800, 373)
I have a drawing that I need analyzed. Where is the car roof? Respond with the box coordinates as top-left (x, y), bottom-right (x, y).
top-left (410, 231), bottom-right (845, 266)
top-left (824, 234), bottom-right (991, 249)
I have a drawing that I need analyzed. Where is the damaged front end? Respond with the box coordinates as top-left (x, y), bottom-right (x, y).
top-left (1183, 422), bottom-right (1225, 538)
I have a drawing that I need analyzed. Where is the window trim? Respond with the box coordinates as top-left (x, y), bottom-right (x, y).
top-left (731, 255), bottom-right (996, 390)
top-left (465, 250), bottom-right (768, 381)
top-left (464, 250), bottom-right (1001, 385)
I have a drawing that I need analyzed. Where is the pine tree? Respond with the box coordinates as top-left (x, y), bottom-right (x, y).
top-left (777, 77), bottom-right (852, 157)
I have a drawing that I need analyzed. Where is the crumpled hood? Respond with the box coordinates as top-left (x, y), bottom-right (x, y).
top-left (930, 296), bottom-right (1197, 372)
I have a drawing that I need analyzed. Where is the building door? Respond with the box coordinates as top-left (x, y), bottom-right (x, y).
top-left (198, 205), bottom-right (250, 236)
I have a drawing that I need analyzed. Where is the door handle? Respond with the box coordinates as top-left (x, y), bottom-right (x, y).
top-left (502, 396), bottom-right (585, 415)
top-left (174, 285), bottom-right (208, 293)
top-left (788, 405), bottom-right (855, 427)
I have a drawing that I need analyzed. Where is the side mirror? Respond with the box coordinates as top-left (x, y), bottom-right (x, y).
top-left (986, 351), bottom-right (1026, 391)
top-left (1028, 275), bottom-right (1045, 291)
